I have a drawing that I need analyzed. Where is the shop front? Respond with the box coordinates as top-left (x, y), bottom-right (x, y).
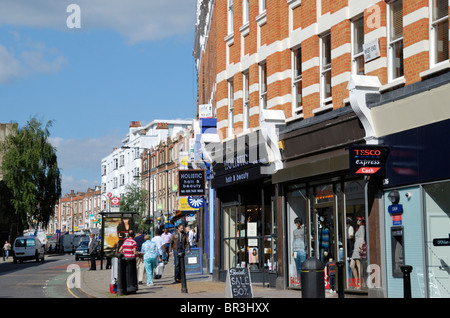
top-left (381, 118), bottom-right (450, 298)
top-left (274, 107), bottom-right (376, 293)
top-left (211, 132), bottom-right (279, 286)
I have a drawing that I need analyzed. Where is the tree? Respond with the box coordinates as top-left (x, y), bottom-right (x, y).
top-left (120, 183), bottom-right (148, 232)
top-left (0, 117), bottom-right (61, 235)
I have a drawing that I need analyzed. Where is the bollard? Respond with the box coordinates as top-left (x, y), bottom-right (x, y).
top-left (116, 254), bottom-right (124, 295)
top-left (301, 257), bottom-right (325, 298)
top-left (179, 252), bottom-right (188, 293)
top-left (336, 261), bottom-right (345, 298)
top-left (400, 265), bottom-right (413, 298)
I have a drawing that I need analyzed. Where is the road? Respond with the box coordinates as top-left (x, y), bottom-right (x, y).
top-left (0, 254), bottom-right (92, 298)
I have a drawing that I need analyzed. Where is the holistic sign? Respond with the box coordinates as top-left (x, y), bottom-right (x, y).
top-left (349, 145), bottom-right (389, 177)
top-left (225, 268), bottom-right (253, 298)
top-left (179, 170), bottom-right (206, 196)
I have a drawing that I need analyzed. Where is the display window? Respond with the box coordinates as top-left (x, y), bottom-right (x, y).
top-left (221, 197), bottom-right (277, 274)
top-left (286, 178), bottom-right (367, 291)
top-left (423, 180), bottom-right (450, 297)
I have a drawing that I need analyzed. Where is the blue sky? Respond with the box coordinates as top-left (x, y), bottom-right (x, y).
top-left (0, 0), bottom-right (198, 194)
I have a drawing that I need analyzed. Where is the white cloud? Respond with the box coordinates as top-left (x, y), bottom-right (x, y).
top-left (0, 0), bottom-right (197, 44)
top-left (0, 35), bottom-right (67, 84)
top-left (49, 131), bottom-right (123, 194)
top-left (0, 44), bottom-right (22, 83)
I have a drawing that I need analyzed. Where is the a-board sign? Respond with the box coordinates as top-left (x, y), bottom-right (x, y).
top-left (184, 247), bottom-right (203, 274)
top-left (225, 268), bottom-right (253, 298)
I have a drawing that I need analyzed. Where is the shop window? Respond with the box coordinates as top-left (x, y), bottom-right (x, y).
top-left (424, 181), bottom-right (450, 297)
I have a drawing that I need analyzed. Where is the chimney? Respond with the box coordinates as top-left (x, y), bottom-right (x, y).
top-left (129, 121), bottom-right (141, 128)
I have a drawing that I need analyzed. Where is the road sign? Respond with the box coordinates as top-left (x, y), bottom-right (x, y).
top-left (107, 192), bottom-right (113, 198)
top-left (111, 197), bottom-right (120, 206)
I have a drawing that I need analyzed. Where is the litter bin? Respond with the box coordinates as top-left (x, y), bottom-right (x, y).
top-left (301, 257), bottom-right (325, 298)
top-left (117, 255), bottom-right (138, 295)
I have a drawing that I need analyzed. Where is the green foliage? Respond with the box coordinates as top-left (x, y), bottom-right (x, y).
top-left (0, 117), bottom-right (61, 234)
top-left (120, 183), bottom-right (148, 232)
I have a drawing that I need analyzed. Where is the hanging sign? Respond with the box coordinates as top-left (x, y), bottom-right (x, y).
top-left (349, 144), bottom-right (389, 177)
top-left (179, 170), bottom-right (206, 196)
top-left (188, 196), bottom-right (205, 209)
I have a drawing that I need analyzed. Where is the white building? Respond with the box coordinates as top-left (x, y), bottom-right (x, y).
top-left (101, 120), bottom-right (192, 211)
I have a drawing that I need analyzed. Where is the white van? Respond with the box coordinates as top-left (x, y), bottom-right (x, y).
top-left (13, 236), bottom-right (45, 263)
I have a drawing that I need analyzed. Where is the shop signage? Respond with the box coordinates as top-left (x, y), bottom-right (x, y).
top-left (225, 267), bottom-right (253, 298)
top-left (392, 214), bottom-right (402, 226)
top-left (188, 196), bottom-right (205, 209)
top-left (184, 247), bottom-right (203, 274)
top-left (388, 204), bottom-right (403, 214)
top-left (179, 170), bottom-right (206, 196)
top-left (180, 197), bottom-right (199, 211)
top-left (349, 145), bottom-right (389, 177)
top-left (433, 234), bottom-right (450, 247)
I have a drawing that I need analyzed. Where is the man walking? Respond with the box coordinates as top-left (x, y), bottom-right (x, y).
top-left (161, 228), bottom-right (172, 264)
top-left (88, 234), bottom-right (98, 270)
top-left (169, 224), bottom-right (190, 283)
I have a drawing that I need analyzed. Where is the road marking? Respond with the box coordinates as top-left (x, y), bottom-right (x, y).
top-left (66, 272), bottom-right (79, 298)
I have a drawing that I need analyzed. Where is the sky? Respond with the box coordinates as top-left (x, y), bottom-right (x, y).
top-left (0, 0), bottom-right (198, 195)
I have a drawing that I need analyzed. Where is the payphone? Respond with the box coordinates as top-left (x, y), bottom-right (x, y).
top-left (391, 226), bottom-right (404, 278)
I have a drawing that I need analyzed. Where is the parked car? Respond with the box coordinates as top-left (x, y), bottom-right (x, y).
top-left (75, 240), bottom-right (100, 261)
top-left (13, 236), bottom-right (45, 263)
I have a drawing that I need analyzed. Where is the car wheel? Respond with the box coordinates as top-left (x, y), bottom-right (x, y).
top-left (35, 251), bottom-right (39, 262)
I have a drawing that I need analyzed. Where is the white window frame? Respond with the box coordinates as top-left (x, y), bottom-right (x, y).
top-left (243, 71), bottom-right (250, 131)
top-left (259, 62), bottom-right (267, 110)
top-left (320, 32), bottom-right (332, 107)
top-left (351, 15), bottom-right (365, 75)
top-left (228, 79), bottom-right (234, 137)
top-left (292, 46), bottom-right (303, 117)
top-left (387, 0), bottom-right (404, 82)
top-left (430, 0), bottom-right (449, 67)
top-left (243, 0), bottom-right (249, 25)
top-left (228, 0), bottom-right (234, 35)
top-left (259, 0), bottom-right (266, 14)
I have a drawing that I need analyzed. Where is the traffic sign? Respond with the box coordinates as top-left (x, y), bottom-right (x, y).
top-left (111, 197), bottom-right (120, 206)
top-left (107, 192), bottom-right (113, 198)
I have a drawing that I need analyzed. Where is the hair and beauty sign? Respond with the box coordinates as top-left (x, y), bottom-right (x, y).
top-left (349, 145), bottom-right (389, 176)
top-left (179, 170), bottom-right (206, 196)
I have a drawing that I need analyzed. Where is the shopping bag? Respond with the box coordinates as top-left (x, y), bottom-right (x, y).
top-left (154, 262), bottom-right (164, 279)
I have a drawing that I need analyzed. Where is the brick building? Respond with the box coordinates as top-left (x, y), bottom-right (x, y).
top-left (50, 186), bottom-right (102, 236)
top-left (195, 0), bottom-right (450, 297)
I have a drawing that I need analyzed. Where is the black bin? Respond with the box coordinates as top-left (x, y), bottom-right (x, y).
top-left (301, 257), bottom-right (325, 298)
top-left (117, 255), bottom-right (138, 295)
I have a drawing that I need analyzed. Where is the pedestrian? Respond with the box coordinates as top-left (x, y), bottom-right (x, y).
top-left (169, 223), bottom-right (190, 283)
top-left (3, 241), bottom-right (11, 261)
top-left (151, 229), bottom-right (166, 261)
top-left (161, 228), bottom-right (172, 264)
top-left (119, 230), bottom-right (138, 258)
top-left (141, 234), bottom-right (159, 286)
top-left (88, 234), bottom-right (99, 270)
top-left (134, 232), bottom-right (146, 285)
top-left (186, 226), bottom-right (195, 248)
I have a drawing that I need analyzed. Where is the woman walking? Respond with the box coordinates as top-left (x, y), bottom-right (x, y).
top-left (141, 235), bottom-right (159, 287)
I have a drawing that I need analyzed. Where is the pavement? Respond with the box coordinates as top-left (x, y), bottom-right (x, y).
top-left (78, 258), bottom-right (368, 299)
top-left (2, 254), bottom-right (368, 299)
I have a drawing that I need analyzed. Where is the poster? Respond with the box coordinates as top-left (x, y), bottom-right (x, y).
top-left (103, 217), bottom-right (133, 257)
